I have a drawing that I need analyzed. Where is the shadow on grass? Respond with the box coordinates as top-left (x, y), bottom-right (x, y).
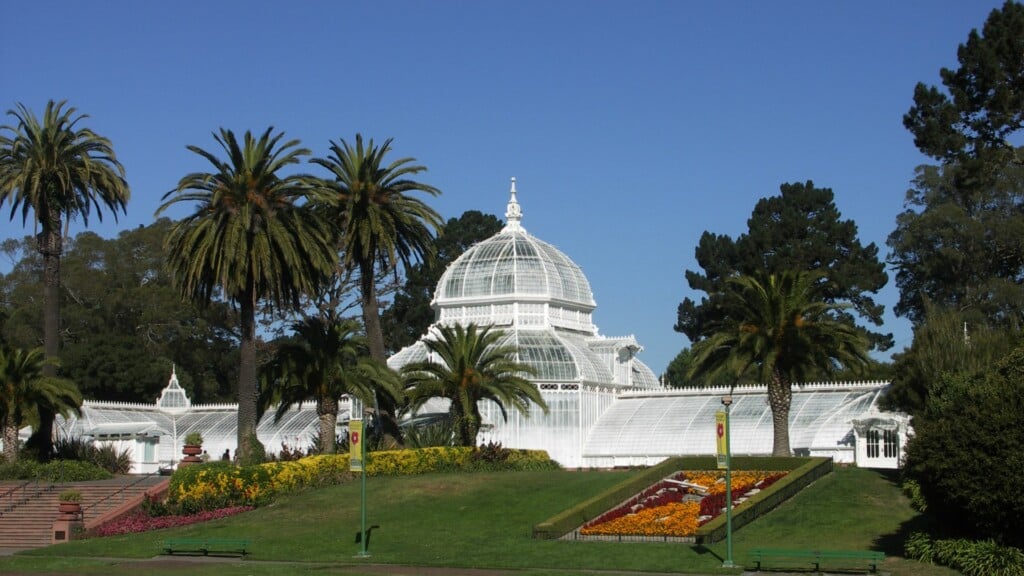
top-left (690, 544), bottom-right (722, 564)
top-left (869, 468), bottom-right (933, 560)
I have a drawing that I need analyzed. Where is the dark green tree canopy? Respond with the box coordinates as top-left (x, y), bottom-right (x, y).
top-left (904, 0), bottom-right (1024, 174)
top-left (676, 181), bottom-right (891, 353)
top-left (382, 210), bottom-right (502, 353)
top-left (895, 1), bottom-right (1024, 329)
top-left (0, 222), bottom-right (240, 404)
top-left (883, 302), bottom-right (1018, 416)
top-left (887, 161), bottom-right (1024, 325)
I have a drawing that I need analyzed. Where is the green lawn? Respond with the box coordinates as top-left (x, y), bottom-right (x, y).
top-left (0, 466), bottom-right (960, 575)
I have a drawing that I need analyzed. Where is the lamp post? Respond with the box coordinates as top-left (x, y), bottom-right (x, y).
top-left (721, 394), bottom-right (735, 568)
top-left (350, 396), bottom-right (370, 558)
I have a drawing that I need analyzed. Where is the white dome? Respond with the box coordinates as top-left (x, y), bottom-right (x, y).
top-left (433, 179), bottom-right (596, 334)
top-left (435, 229), bottom-right (596, 309)
top-left (390, 178), bottom-right (657, 393)
top-left (435, 179), bottom-right (594, 309)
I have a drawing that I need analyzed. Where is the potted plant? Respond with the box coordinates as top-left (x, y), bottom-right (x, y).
top-left (184, 431), bottom-right (204, 448)
top-left (181, 431), bottom-right (205, 465)
top-left (58, 489), bottom-right (82, 516)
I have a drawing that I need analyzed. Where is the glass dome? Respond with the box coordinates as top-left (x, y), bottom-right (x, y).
top-left (390, 178), bottom-right (658, 392)
top-left (434, 179), bottom-right (596, 333)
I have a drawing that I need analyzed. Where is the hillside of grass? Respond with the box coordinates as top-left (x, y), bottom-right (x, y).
top-left (1, 465), bottom-right (960, 576)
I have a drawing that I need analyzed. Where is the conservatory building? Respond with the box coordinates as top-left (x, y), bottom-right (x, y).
top-left (18, 179), bottom-right (910, 472)
top-left (387, 179), bottom-right (910, 469)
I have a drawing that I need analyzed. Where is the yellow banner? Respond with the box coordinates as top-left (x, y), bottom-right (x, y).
top-left (715, 410), bottom-right (727, 469)
top-left (349, 420), bottom-right (363, 472)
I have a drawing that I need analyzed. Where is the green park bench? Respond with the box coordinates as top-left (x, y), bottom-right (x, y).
top-left (748, 548), bottom-right (884, 573)
top-left (162, 537), bottom-right (250, 556)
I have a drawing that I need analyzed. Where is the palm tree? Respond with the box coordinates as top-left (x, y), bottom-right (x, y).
top-left (0, 343), bottom-right (82, 463)
top-left (156, 127), bottom-right (337, 464)
top-left (262, 314), bottom-right (399, 454)
top-left (688, 270), bottom-right (870, 456)
top-left (309, 134), bottom-right (443, 362)
top-left (0, 100), bottom-right (128, 460)
top-left (401, 323), bottom-right (546, 447)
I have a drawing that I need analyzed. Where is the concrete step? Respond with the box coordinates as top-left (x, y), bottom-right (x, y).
top-left (0, 475), bottom-right (169, 550)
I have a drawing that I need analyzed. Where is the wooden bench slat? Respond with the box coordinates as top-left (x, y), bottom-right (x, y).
top-left (748, 548), bottom-right (883, 572)
top-left (163, 537), bottom-right (251, 556)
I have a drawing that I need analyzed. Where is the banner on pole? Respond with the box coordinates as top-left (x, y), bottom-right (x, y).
top-left (715, 410), bottom-right (727, 469)
top-left (349, 420), bottom-right (364, 472)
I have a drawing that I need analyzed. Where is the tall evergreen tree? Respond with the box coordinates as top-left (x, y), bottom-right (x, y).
top-left (896, 1), bottom-right (1024, 328)
top-left (904, 1), bottom-right (1024, 181)
top-left (157, 128), bottom-right (337, 464)
top-left (887, 161), bottom-right (1024, 325)
top-left (677, 181), bottom-right (891, 355)
top-left (0, 100), bottom-right (128, 460)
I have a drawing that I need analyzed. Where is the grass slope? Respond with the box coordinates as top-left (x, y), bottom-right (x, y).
top-left (1, 466), bottom-right (959, 575)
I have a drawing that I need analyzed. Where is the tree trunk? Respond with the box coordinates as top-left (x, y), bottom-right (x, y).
top-left (236, 295), bottom-right (261, 464)
top-left (359, 260), bottom-right (386, 363)
top-left (26, 225), bottom-right (63, 461)
top-left (318, 396), bottom-right (338, 454)
top-left (768, 368), bottom-right (793, 456)
top-left (3, 422), bottom-right (19, 462)
top-left (358, 260), bottom-right (403, 445)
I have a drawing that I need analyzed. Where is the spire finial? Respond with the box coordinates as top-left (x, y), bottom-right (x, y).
top-left (504, 177), bottom-right (523, 231)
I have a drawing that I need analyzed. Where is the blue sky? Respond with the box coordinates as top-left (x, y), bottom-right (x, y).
top-left (0, 1), bottom-right (1006, 375)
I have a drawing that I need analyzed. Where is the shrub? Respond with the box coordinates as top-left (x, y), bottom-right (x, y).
top-left (472, 441), bottom-right (511, 464)
top-left (403, 420), bottom-right (456, 448)
top-left (904, 531), bottom-right (934, 563)
top-left (901, 478), bottom-right (927, 512)
top-left (90, 443), bottom-right (133, 474)
top-left (59, 489), bottom-right (82, 502)
top-left (183, 431), bottom-right (204, 446)
top-left (931, 537), bottom-right (1024, 576)
top-left (904, 345), bottom-right (1024, 547)
top-left (51, 437), bottom-right (134, 474)
top-left (0, 459), bottom-right (112, 482)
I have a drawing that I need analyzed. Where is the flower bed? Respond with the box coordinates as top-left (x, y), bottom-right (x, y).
top-left (90, 506), bottom-right (254, 537)
top-left (579, 470), bottom-right (786, 538)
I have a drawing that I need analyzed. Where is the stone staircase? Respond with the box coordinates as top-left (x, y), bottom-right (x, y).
top-left (0, 475), bottom-right (169, 550)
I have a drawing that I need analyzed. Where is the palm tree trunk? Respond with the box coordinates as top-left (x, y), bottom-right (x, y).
top-left (318, 396), bottom-right (338, 454)
top-left (768, 368), bottom-right (793, 456)
top-left (358, 261), bottom-right (386, 362)
top-left (3, 422), bottom-right (19, 462)
top-left (236, 296), bottom-right (261, 463)
top-left (358, 261), bottom-right (403, 445)
top-left (27, 225), bottom-right (63, 461)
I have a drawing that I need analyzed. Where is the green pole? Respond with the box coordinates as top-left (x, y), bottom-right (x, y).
top-left (358, 421), bottom-right (369, 558)
top-left (723, 398), bottom-right (735, 568)
top-left (354, 407), bottom-right (370, 557)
